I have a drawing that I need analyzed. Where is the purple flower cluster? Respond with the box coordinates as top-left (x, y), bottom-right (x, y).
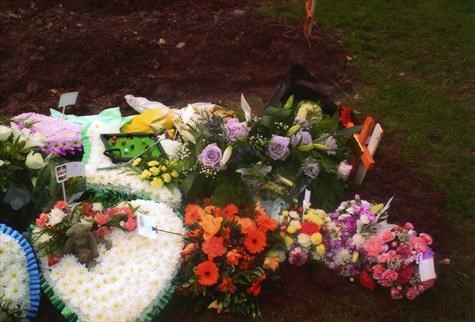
top-left (323, 196), bottom-right (377, 277)
top-left (13, 113), bottom-right (83, 156)
top-left (290, 130), bottom-right (312, 147)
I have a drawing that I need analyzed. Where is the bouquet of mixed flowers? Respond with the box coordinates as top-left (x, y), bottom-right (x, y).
top-left (179, 202), bottom-right (285, 316)
top-left (323, 195), bottom-right (393, 278)
top-left (13, 112), bottom-right (83, 157)
top-left (32, 200), bottom-right (138, 265)
top-left (278, 207), bottom-right (332, 266)
top-left (172, 96), bottom-right (358, 208)
top-left (360, 222), bottom-right (437, 299)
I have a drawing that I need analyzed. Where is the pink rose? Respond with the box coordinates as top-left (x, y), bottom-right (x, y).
top-left (124, 217), bottom-right (137, 232)
top-left (396, 243), bottom-right (412, 256)
top-left (411, 237), bottom-right (429, 253)
top-left (364, 236), bottom-right (386, 257)
top-left (35, 213), bottom-right (49, 227)
top-left (372, 264), bottom-right (385, 279)
top-left (404, 222), bottom-right (414, 230)
top-left (381, 230), bottom-right (395, 243)
top-left (391, 287), bottom-right (403, 300)
top-left (379, 269), bottom-right (398, 287)
top-left (419, 233), bottom-right (433, 245)
top-left (54, 200), bottom-right (68, 210)
top-left (95, 212), bottom-right (110, 225)
top-left (378, 250), bottom-right (397, 263)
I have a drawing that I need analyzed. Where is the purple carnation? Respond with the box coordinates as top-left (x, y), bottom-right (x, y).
top-left (224, 118), bottom-right (249, 142)
top-left (291, 130), bottom-right (312, 147)
top-left (303, 158), bottom-right (320, 179)
top-left (288, 246), bottom-right (309, 266)
top-left (199, 143), bottom-right (222, 168)
top-left (267, 135), bottom-right (290, 161)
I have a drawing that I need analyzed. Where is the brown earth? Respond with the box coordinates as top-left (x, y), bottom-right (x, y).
top-left (0, 1), bottom-right (454, 321)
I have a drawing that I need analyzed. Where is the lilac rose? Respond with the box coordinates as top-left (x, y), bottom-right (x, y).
top-left (267, 135), bottom-right (290, 160)
top-left (199, 143), bottom-right (222, 168)
top-left (224, 118), bottom-right (249, 142)
top-left (290, 130), bottom-right (312, 147)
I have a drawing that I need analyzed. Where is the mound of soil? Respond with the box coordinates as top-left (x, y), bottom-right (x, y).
top-left (0, 0), bottom-right (351, 116)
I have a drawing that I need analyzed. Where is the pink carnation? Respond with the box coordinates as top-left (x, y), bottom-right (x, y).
top-left (411, 237), bottom-right (429, 253)
top-left (372, 264), bottom-right (385, 279)
top-left (95, 212), bottom-right (110, 225)
top-left (406, 285), bottom-right (422, 300)
top-left (364, 236), bottom-right (386, 257)
top-left (378, 250), bottom-right (397, 264)
top-left (379, 269), bottom-right (398, 287)
top-left (124, 217), bottom-right (137, 232)
top-left (404, 222), bottom-right (414, 230)
top-left (396, 243), bottom-right (412, 256)
top-left (391, 287), bottom-right (403, 300)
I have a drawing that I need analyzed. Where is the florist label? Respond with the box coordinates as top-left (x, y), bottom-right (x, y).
top-left (417, 249), bottom-right (436, 282)
top-left (55, 162), bottom-right (86, 183)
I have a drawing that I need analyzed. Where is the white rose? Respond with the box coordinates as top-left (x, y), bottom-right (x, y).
top-left (25, 151), bottom-right (45, 169)
top-left (297, 233), bottom-right (312, 248)
top-left (0, 125), bottom-right (12, 141)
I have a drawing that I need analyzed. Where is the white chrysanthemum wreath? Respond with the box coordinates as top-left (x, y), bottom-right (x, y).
top-left (36, 199), bottom-right (184, 322)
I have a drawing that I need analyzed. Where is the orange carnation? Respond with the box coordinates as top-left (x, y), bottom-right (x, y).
top-left (263, 256), bottom-right (280, 271)
top-left (196, 260), bottom-right (219, 286)
top-left (199, 214), bottom-right (223, 240)
top-left (204, 205), bottom-right (222, 217)
top-left (218, 277), bottom-right (237, 293)
top-left (244, 228), bottom-right (267, 254)
top-left (181, 243), bottom-right (198, 256)
top-left (222, 204), bottom-right (238, 220)
top-left (202, 236), bottom-right (227, 260)
top-left (256, 213), bottom-right (277, 233)
top-left (184, 204), bottom-right (205, 226)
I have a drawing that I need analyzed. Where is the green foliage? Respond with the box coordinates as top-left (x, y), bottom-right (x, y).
top-left (211, 172), bottom-right (253, 207)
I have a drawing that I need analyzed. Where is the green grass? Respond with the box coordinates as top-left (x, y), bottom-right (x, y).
top-left (258, 0), bottom-right (475, 320)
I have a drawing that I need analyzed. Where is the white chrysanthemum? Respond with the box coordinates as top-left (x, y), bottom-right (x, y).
top-left (92, 202), bottom-right (103, 212)
top-left (334, 249), bottom-right (352, 265)
top-left (40, 199), bottom-right (184, 322)
top-left (297, 233), bottom-right (312, 248)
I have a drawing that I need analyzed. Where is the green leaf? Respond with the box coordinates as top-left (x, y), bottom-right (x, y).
top-left (336, 125), bottom-right (363, 137)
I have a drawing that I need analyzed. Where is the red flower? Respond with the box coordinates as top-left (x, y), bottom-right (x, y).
top-left (300, 221), bottom-right (320, 235)
top-left (47, 255), bottom-right (63, 266)
top-left (244, 229), bottom-right (267, 254)
top-left (202, 236), bottom-right (227, 260)
top-left (339, 106), bottom-right (354, 128)
top-left (222, 204), bottom-right (238, 220)
top-left (396, 265), bottom-right (414, 285)
top-left (246, 275), bottom-right (266, 296)
top-left (124, 217), bottom-right (137, 231)
top-left (359, 270), bottom-right (375, 291)
top-left (181, 243), bottom-right (198, 256)
top-left (195, 261), bottom-right (219, 286)
top-left (95, 226), bottom-right (111, 238)
top-left (218, 277), bottom-right (237, 294)
top-left (35, 213), bottom-right (49, 227)
top-left (81, 203), bottom-right (93, 216)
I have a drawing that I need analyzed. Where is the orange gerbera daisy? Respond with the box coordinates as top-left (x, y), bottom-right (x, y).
top-left (204, 205), bottom-right (222, 217)
top-left (195, 260), bottom-right (219, 286)
top-left (200, 214), bottom-right (223, 240)
top-left (202, 236), bottom-right (227, 260)
top-left (184, 204), bottom-right (205, 226)
top-left (256, 213), bottom-right (277, 233)
top-left (244, 228), bottom-right (267, 254)
top-left (222, 203), bottom-right (238, 220)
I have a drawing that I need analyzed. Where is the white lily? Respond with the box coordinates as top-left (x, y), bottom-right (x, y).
top-left (0, 160), bottom-right (4, 167)
top-left (219, 145), bottom-right (233, 168)
top-left (23, 132), bottom-right (45, 150)
top-left (25, 151), bottom-right (45, 169)
top-left (0, 125), bottom-right (12, 141)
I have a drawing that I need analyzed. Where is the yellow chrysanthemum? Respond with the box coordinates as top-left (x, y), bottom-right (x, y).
top-left (160, 165), bottom-right (167, 172)
top-left (132, 158), bottom-right (142, 167)
top-left (310, 233), bottom-right (322, 245)
top-left (287, 225), bottom-right (297, 234)
top-left (140, 170), bottom-right (152, 179)
top-left (316, 244), bottom-right (326, 256)
top-left (284, 236), bottom-right (294, 248)
top-left (162, 173), bottom-right (172, 183)
top-left (150, 166), bottom-right (160, 176)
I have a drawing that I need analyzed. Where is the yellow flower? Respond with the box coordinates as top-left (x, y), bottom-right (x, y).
top-left (148, 160), bottom-right (159, 167)
top-left (352, 251), bottom-right (359, 263)
top-left (160, 165), bottom-right (167, 172)
top-left (284, 236), bottom-right (294, 248)
top-left (316, 244), bottom-right (326, 256)
top-left (151, 177), bottom-right (164, 188)
top-left (150, 166), bottom-right (160, 175)
top-left (132, 158), bottom-right (142, 167)
top-left (310, 233), bottom-right (322, 245)
top-left (140, 170), bottom-right (152, 179)
top-left (287, 226), bottom-right (297, 234)
top-left (289, 220), bottom-right (301, 229)
top-left (171, 170), bottom-right (179, 178)
top-left (162, 173), bottom-right (172, 183)
top-left (281, 210), bottom-right (289, 218)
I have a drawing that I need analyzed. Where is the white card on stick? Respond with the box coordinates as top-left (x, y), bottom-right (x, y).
top-left (58, 92), bottom-right (78, 108)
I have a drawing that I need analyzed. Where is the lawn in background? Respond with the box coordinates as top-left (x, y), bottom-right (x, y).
top-left (259, 1), bottom-right (475, 320)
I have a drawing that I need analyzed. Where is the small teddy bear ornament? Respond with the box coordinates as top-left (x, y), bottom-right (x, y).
top-left (64, 223), bottom-right (99, 266)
